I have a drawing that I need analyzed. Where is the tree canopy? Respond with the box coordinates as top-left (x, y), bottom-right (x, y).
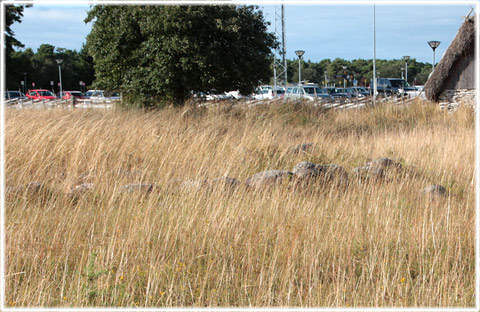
top-left (84, 5), bottom-right (278, 106)
top-left (6, 44), bottom-right (95, 92)
top-left (5, 4), bottom-right (29, 88)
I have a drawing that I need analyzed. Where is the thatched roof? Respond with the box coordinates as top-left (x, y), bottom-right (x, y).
top-left (424, 17), bottom-right (475, 101)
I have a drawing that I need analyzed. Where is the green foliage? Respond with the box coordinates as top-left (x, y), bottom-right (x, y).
top-left (5, 5), bottom-right (26, 52)
top-left (85, 5), bottom-right (278, 107)
top-left (83, 252), bottom-right (108, 304)
top-left (5, 4), bottom-right (29, 90)
top-left (287, 57), bottom-right (432, 87)
top-left (7, 44), bottom-right (95, 92)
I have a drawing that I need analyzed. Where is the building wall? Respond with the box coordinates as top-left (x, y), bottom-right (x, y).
top-left (442, 45), bottom-right (475, 90)
top-left (438, 89), bottom-right (475, 111)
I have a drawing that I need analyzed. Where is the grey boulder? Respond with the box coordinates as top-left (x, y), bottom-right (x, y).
top-left (366, 157), bottom-right (402, 170)
top-left (68, 183), bottom-right (94, 196)
top-left (292, 161), bottom-right (348, 184)
top-left (121, 183), bottom-right (154, 193)
top-left (421, 184), bottom-right (447, 198)
top-left (245, 170), bottom-right (293, 188)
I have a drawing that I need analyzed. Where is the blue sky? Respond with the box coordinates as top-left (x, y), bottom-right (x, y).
top-left (9, 1), bottom-right (476, 64)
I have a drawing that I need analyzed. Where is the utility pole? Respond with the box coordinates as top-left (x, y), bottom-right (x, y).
top-left (273, 4), bottom-right (287, 95)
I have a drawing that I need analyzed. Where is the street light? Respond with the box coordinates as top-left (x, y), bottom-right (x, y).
top-left (295, 50), bottom-right (305, 85)
top-left (427, 41), bottom-right (440, 72)
top-left (324, 70), bottom-right (328, 87)
top-left (342, 66), bottom-right (347, 88)
top-left (403, 55), bottom-right (410, 83)
top-left (55, 58), bottom-right (63, 98)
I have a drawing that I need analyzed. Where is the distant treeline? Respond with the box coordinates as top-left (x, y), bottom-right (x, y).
top-left (7, 46), bottom-right (433, 93)
top-left (282, 57), bottom-right (433, 87)
top-left (6, 44), bottom-right (95, 93)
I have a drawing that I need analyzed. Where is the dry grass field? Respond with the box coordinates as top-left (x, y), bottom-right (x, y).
top-left (5, 100), bottom-right (475, 307)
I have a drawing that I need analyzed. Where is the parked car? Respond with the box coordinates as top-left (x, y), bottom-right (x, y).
top-left (84, 90), bottom-right (105, 99)
top-left (374, 78), bottom-right (414, 97)
top-left (4, 90), bottom-right (27, 100)
top-left (26, 89), bottom-right (57, 100)
top-left (285, 84), bottom-right (334, 102)
top-left (324, 87), bottom-right (349, 98)
top-left (225, 90), bottom-right (243, 99)
top-left (59, 91), bottom-right (84, 100)
top-left (254, 88), bottom-right (285, 100)
top-left (336, 88), bottom-right (353, 98)
top-left (258, 85), bottom-right (273, 91)
top-left (406, 85), bottom-right (424, 98)
top-left (84, 90), bottom-right (122, 101)
top-left (346, 87), bottom-right (369, 98)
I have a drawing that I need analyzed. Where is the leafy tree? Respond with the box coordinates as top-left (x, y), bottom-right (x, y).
top-left (5, 4), bottom-right (30, 90)
top-left (8, 48), bottom-right (34, 92)
top-left (284, 57), bottom-right (430, 87)
top-left (8, 44), bottom-right (95, 92)
top-left (30, 44), bottom-right (57, 90)
top-left (85, 5), bottom-right (277, 106)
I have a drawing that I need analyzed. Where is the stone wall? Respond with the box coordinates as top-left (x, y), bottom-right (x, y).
top-left (438, 89), bottom-right (475, 111)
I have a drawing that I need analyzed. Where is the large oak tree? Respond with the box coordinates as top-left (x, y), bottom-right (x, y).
top-left (85, 5), bottom-right (278, 106)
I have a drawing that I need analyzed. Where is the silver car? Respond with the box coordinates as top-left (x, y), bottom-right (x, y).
top-left (285, 85), bottom-right (334, 102)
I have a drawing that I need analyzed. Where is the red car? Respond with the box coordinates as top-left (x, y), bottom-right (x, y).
top-left (26, 89), bottom-right (57, 100)
top-left (60, 91), bottom-right (84, 100)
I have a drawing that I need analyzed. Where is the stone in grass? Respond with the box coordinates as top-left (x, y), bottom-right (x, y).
top-left (68, 183), bottom-right (94, 196)
top-left (180, 180), bottom-right (207, 192)
top-left (292, 161), bottom-right (318, 179)
top-left (7, 182), bottom-right (43, 195)
top-left (319, 164), bottom-right (349, 184)
top-left (366, 157), bottom-right (402, 170)
top-left (208, 176), bottom-right (241, 190)
top-left (290, 143), bottom-right (313, 154)
top-left (245, 170), bottom-right (293, 188)
top-left (121, 183), bottom-right (154, 193)
top-left (292, 161), bottom-right (348, 184)
top-left (421, 184), bottom-right (447, 198)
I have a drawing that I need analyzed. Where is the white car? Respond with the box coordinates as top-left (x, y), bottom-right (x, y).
top-left (405, 85), bottom-right (424, 98)
top-left (254, 88), bottom-right (285, 100)
top-left (84, 90), bottom-right (105, 99)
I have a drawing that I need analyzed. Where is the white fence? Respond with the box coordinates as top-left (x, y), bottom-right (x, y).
top-left (4, 98), bottom-right (119, 109)
top-left (5, 94), bottom-right (417, 111)
top-left (200, 94), bottom-right (416, 110)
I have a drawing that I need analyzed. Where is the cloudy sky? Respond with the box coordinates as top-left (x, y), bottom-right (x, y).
top-left (9, 1), bottom-right (476, 64)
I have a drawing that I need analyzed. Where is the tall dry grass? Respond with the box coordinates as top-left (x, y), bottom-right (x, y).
top-left (5, 100), bottom-right (475, 307)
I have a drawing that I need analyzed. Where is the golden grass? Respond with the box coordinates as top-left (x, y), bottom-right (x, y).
top-left (5, 100), bottom-right (475, 307)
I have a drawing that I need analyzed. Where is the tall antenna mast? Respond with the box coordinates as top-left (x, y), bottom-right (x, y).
top-left (273, 3), bottom-right (287, 94)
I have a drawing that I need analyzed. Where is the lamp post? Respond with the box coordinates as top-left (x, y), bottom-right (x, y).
top-left (295, 50), bottom-right (305, 85)
top-left (342, 66), bottom-right (347, 88)
top-left (403, 55), bottom-right (410, 84)
top-left (55, 58), bottom-right (63, 98)
top-left (324, 71), bottom-right (328, 87)
top-left (428, 41), bottom-right (440, 72)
